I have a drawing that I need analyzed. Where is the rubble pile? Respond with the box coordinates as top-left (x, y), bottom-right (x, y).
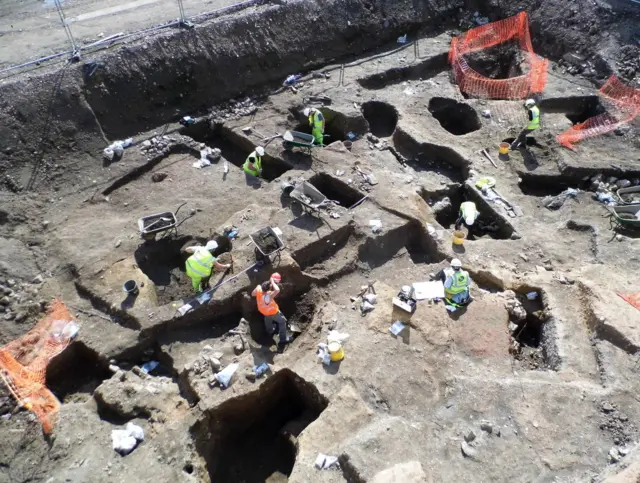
top-left (209, 97), bottom-right (259, 123)
top-left (0, 276), bottom-right (48, 325)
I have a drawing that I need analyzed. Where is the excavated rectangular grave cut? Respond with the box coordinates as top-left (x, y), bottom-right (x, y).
top-left (134, 235), bottom-right (232, 306)
top-left (308, 173), bottom-right (365, 209)
top-left (195, 369), bottom-right (327, 482)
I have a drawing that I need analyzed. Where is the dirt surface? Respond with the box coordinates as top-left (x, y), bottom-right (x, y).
top-left (1, 0), bottom-right (640, 482)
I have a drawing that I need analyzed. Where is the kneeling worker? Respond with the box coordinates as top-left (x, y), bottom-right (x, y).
top-left (251, 273), bottom-right (291, 345)
top-left (185, 241), bottom-right (231, 293)
top-left (436, 259), bottom-right (471, 310)
top-left (455, 201), bottom-right (479, 231)
top-left (243, 146), bottom-right (265, 178)
top-left (303, 107), bottom-right (325, 145)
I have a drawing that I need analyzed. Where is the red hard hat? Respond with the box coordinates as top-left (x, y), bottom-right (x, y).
top-left (271, 272), bottom-right (282, 283)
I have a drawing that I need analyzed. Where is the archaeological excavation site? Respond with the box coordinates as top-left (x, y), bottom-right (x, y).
top-left (1, 0), bottom-right (640, 481)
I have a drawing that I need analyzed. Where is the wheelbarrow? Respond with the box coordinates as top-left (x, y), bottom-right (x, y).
top-left (282, 130), bottom-right (326, 154)
top-left (289, 180), bottom-right (336, 214)
top-left (606, 203), bottom-right (640, 231)
top-left (249, 227), bottom-right (285, 263)
top-left (138, 202), bottom-right (190, 241)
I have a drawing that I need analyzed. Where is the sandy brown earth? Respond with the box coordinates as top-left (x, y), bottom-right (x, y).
top-left (1, 1), bottom-right (640, 482)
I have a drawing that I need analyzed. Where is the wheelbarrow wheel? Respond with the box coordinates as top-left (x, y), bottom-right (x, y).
top-left (283, 141), bottom-right (293, 151)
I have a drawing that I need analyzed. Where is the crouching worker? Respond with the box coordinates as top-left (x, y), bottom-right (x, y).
top-left (243, 146), bottom-right (265, 184)
top-left (184, 240), bottom-right (231, 293)
top-left (436, 258), bottom-right (471, 311)
top-left (251, 273), bottom-right (291, 345)
top-left (455, 201), bottom-right (479, 231)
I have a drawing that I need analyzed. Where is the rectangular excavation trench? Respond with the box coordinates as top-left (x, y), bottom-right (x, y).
top-left (509, 291), bottom-right (559, 371)
top-left (392, 128), bottom-right (468, 181)
top-left (101, 144), bottom-right (200, 196)
top-left (538, 96), bottom-right (605, 125)
top-left (307, 173), bottom-right (365, 209)
top-left (292, 223), bottom-right (359, 278)
top-left (358, 219), bottom-right (445, 269)
top-left (422, 184), bottom-right (515, 240)
top-left (134, 234), bottom-right (232, 307)
top-left (181, 121), bottom-right (293, 181)
top-left (357, 53), bottom-right (449, 90)
top-left (193, 369), bottom-right (328, 483)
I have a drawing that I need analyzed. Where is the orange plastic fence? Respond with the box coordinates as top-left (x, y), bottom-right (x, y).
top-left (449, 12), bottom-right (548, 99)
top-left (556, 76), bottom-right (640, 149)
top-left (0, 300), bottom-right (79, 434)
top-left (618, 292), bottom-right (640, 311)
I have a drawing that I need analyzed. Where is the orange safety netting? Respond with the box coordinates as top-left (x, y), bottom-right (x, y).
top-left (0, 300), bottom-right (79, 434)
top-left (618, 292), bottom-right (640, 311)
top-left (556, 76), bottom-right (640, 149)
top-left (449, 12), bottom-right (548, 99)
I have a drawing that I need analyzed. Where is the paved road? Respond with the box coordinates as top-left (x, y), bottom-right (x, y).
top-left (0, 0), bottom-right (242, 68)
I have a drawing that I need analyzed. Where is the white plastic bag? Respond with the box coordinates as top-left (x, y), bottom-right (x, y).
top-left (112, 429), bottom-right (137, 455)
top-left (126, 422), bottom-right (144, 442)
top-left (215, 363), bottom-right (239, 388)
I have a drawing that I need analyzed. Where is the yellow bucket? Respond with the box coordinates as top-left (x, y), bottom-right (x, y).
top-left (498, 142), bottom-right (510, 155)
top-left (328, 342), bottom-right (344, 362)
top-left (452, 231), bottom-right (466, 245)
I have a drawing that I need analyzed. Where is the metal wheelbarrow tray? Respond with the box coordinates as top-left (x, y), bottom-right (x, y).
top-left (282, 130), bottom-right (319, 154)
top-left (617, 186), bottom-right (640, 205)
top-left (138, 211), bottom-right (177, 237)
top-left (289, 181), bottom-right (333, 211)
top-left (608, 203), bottom-right (640, 230)
top-left (249, 227), bottom-right (285, 260)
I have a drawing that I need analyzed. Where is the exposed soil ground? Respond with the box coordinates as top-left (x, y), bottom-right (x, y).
top-left (1, 1), bottom-right (640, 483)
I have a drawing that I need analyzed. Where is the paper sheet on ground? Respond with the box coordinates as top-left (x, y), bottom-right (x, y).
top-left (412, 281), bottom-right (444, 300)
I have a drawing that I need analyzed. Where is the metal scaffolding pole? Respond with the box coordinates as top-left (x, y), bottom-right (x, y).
top-left (176, 0), bottom-right (194, 28)
top-left (53, 0), bottom-right (79, 59)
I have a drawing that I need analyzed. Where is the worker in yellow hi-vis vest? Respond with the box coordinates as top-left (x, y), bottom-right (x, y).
top-left (510, 99), bottom-right (540, 150)
top-left (184, 240), bottom-right (231, 293)
top-left (303, 107), bottom-right (325, 145)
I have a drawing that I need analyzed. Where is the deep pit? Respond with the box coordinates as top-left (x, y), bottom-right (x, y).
top-left (465, 39), bottom-right (526, 80)
top-left (508, 291), bottom-right (554, 371)
top-left (47, 342), bottom-right (111, 404)
top-left (194, 369), bottom-right (327, 482)
top-left (362, 101), bottom-right (398, 138)
top-left (539, 96), bottom-right (605, 125)
top-left (428, 97), bottom-right (481, 135)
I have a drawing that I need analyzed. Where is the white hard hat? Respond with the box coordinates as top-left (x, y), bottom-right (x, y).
top-left (255, 146), bottom-right (265, 156)
top-left (451, 258), bottom-right (462, 269)
top-left (303, 108), bottom-right (311, 117)
top-left (464, 214), bottom-right (476, 226)
top-left (525, 99), bottom-right (536, 107)
top-left (205, 240), bottom-right (218, 251)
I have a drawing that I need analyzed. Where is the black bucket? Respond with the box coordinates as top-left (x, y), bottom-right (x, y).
top-left (123, 280), bottom-right (139, 296)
